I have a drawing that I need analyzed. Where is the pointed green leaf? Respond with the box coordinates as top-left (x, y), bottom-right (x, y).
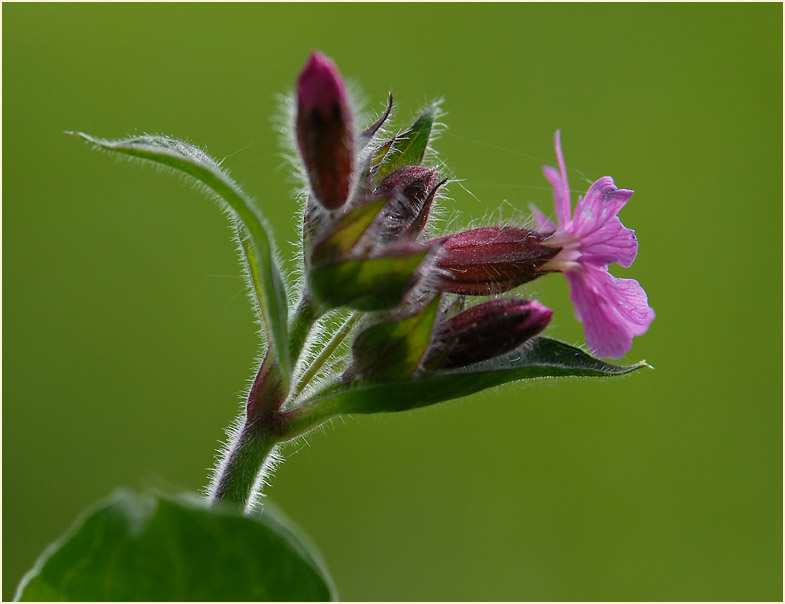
top-left (70, 132), bottom-right (292, 388)
top-left (352, 296), bottom-right (441, 381)
top-left (15, 489), bottom-right (336, 602)
top-left (290, 337), bottom-right (649, 426)
top-left (311, 197), bottom-right (387, 265)
top-left (309, 246), bottom-right (429, 312)
top-left (372, 106), bottom-right (435, 182)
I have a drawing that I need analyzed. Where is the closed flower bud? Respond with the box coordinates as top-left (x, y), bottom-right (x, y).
top-left (296, 52), bottom-right (354, 210)
top-left (372, 165), bottom-right (445, 242)
top-left (430, 226), bottom-right (560, 295)
top-left (426, 298), bottom-right (553, 370)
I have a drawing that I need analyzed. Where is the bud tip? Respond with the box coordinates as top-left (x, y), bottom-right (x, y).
top-left (297, 51), bottom-right (347, 117)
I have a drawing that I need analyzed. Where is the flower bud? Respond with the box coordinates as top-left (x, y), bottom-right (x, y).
top-left (430, 226), bottom-right (560, 295)
top-left (426, 298), bottom-right (552, 369)
top-left (296, 52), bottom-right (354, 210)
top-left (371, 165), bottom-right (444, 242)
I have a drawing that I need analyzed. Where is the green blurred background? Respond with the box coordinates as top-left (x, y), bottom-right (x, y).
top-left (3, 4), bottom-right (782, 601)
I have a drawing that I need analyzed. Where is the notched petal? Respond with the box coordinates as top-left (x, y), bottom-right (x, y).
top-left (572, 176), bottom-right (634, 238)
top-left (565, 266), bottom-right (654, 358)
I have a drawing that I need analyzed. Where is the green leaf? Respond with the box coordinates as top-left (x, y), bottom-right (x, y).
top-left (70, 132), bottom-right (292, 388)
top-left (352, 296), bottom-right (441, 381)
top-left (311, 197), bottom-right (387, 265)
top-left (372, 106), bottom-right (435, 182)
top-left (15, 489), bottom-right (336, 602)
top-left (290, 337), bottom-right (649, 424)
top-left (309, 246), bottom-right (429, 312)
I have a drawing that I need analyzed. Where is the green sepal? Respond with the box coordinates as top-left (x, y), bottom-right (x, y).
top-left (69, 132), bottom-right (293, 390)
top-left (311, 197), bottom-right (387, 265)
top-left (372, 105), bottom-right (435, 183)
top-left (288, 338), bottom-right (649, 427)
top-left (352, 295), bottom-right (441, 382)
top-left (15, 489), bottom-right (336, 602)
top-left (309, 246), bottom-right (430, 312)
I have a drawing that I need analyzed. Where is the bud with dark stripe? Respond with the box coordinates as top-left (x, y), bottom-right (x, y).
top-left (426, 298), bottom-right (552, 369)
top-left (371, 165), bottom-right (445, 243)
top-left (296, 52), bottom-right (354, 210)
top-left (430, 226), bottom-right (560, 295)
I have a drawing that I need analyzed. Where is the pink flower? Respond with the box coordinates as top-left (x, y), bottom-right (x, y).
top-left (531, 131), bottom-right (654, 358)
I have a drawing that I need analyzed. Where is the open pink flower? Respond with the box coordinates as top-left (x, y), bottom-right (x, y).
top-left (530, 131), bottom-right (654, 358)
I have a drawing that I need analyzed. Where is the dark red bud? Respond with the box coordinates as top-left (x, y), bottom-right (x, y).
top-left (371, 165), bottom-right (444, 242)
top-left (296, 52), bottom-right (354, 210)
top-left (430, 226), bottom-right (560, 295)
top-left (427, 298), bottom-right (553, 369)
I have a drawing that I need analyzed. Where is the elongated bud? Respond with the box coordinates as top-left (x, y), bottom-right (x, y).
top-left (426, 298), bottom-right (552, 369)
top-left (296, 52), bottom-right (354, 210)
top-left (430, 226), bottom-right (560, 295)
top-left (348, 295), bottom-right (441, 383)
top-left (371, 165), bottom-right (444, 242)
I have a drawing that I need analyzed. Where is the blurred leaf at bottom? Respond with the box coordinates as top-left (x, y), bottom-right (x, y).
top-left (15, 489), bottom-right (336, 602)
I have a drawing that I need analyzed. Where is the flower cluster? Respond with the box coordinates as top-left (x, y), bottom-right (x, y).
top-left (71, 51), bottom-right (656, 516)
top-left (296, 52), bottom-right (654, 386)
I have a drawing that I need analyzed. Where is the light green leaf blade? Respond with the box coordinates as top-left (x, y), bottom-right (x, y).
top-left (70, 132), bottom-right (291, 388)
top-left (292, 337), bottom-right (649, 424)
top-left (311, 197), bottom-right (387, 265)
top-left (309, 247), bottom-right (429, 312)
top-left (372, 106), bottom-right (435, 182)
top-left (15, 489), bottom-right (336, 602)
top-left (352, 296), bottom-right (440, 381)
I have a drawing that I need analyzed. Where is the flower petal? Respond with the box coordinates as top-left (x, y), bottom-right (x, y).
top-left (542, 130), bottom-right (572, 227)
top-left (528, 203), bottom-right (557, 232)
top-left (571, 177), bottom-right (634, 238)
top-left (564, 265), bottom-right (654, 358)
top-left (578, 215), bottom-right (638, 268)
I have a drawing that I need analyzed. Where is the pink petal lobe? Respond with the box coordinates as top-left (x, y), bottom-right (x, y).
top-left (528, 203), bottom-right (557, 232)
top-left (578, 216), bottom-right (638, 268)
top-left (572, 177), bottom-right (633, 237)
top-left (542, 130), bottom-right (572, 227)
top-left (564, 265), bottom-right (654, 358)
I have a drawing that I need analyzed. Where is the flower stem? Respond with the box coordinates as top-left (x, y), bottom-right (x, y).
top-left (210, 356), bottom-right (288, 510)
top-left (288, 293), bottom-right (317, 370)
top-left (291, 313), bottom-right (359, 397)
top-left (210, 421), bottom-right (280, 510)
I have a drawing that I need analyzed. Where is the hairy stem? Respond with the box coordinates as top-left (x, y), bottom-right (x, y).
top-left (210, 422), bottom-right (280, 510)
top-left (210, 357), bottom-right (288, 510)
top-left (288, 293), bottom-right (317, 371)
top-left (291, 313), bottom-right (359, 397)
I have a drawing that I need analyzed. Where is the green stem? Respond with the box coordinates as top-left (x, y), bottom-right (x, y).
top-left (291, 313), bottom-right (359, 397)
top-left (210, 421), bottom-right (280, 510)
top-left (211, 356), bottom-right (287, 510)
top-left (288, 293), bottom-right (317, 371)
